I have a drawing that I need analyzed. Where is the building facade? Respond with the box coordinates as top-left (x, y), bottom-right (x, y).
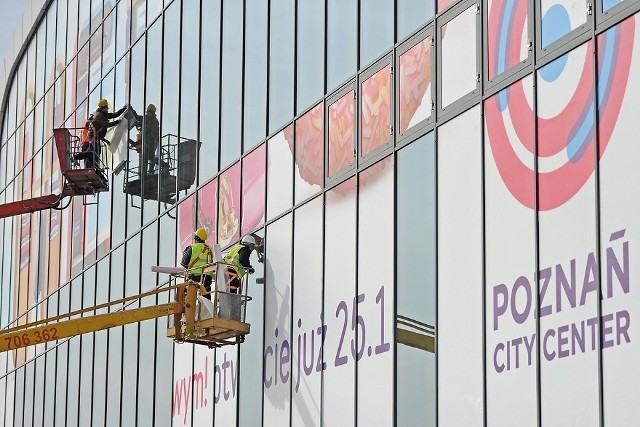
top-left (0, 0), bottom-right (639, 425)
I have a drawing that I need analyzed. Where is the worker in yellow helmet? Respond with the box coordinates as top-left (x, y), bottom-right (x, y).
top-left (180, 228), bottom-right (214, 299)
top-left (75, 99), bottom-right (127, 169)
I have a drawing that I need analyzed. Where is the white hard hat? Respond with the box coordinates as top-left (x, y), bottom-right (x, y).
top-left (241, 235), bottom-right (256, 246)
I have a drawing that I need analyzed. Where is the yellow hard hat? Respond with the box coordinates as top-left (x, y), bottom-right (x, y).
top-left (98, 99), bottom-right (109, 108)
top-left (147, 103), bottom-right (157, 112)
top-left (195, 228), bottom-right (208, 241)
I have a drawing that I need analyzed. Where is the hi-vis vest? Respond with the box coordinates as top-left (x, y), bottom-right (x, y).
top-left (80, 115), bottom-right (95, 143)
top-left (223, 243), bottom-right (248, 279)
top-left (188, 243), bottom-right (213, 276)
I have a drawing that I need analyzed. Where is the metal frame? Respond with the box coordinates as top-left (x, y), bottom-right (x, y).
top-left (358, 53), bottom-right (394, 170)
top-left (596, 0), bottom-right (640, 27)
top-left (483, 0), bottom-right (534, 95)
top-left (436, 0), bottom-right (482, 124)
top-left (324, 79), bottom-right (358, 188)
top-left (395, 25), bottom-right (435, 148)
top-left (535, 0), bottom-right (592, 64)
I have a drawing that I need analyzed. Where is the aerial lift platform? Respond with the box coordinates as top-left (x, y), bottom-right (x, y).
top-left (0, 128), bottom-right (109, 219)
top-left (0, 254), bottom-right (253, 353)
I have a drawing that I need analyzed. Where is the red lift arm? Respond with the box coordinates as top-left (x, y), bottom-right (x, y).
top-left (0, 128), bottom-right (109, 220)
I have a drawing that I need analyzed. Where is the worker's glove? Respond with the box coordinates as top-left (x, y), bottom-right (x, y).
top-left (247, 267), bottom-right (255, 274)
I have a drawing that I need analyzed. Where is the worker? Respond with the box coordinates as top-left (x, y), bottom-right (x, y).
top-left (74, 114), bottom-right (95, 168)
top-left (76, 99), bottom-right (127, 169)
top-left (180, 228), bottom-right (214, 299)
top-left (223, 235), bottom-right (258, 294)
top-left (141, 103), bottom-right (161, 174)
top-left (128, 103), bottom-right (161, 174)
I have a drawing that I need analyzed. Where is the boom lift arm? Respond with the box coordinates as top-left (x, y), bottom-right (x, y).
top-left (0, 260), bottom-right (252, 353)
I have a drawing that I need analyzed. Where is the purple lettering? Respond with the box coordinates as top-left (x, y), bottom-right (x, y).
top-left (494, 343), bottom-right (505, 373)
top-left (538, 268), bottom-right (552, 317)
top-left (606, 233), bottom-right (629, 298)
top-left (263, 345), bottom-right (273, 388)
top-left (543, 329), bottom-right (556, 361)
top-left (511, 276), bottom-right (532, 325)
top-left (571, 322), bottom-right (585, 355)
top-left (222, 353), bottom-right (230, 400)
top-left (586, 317), bottom-right (599, 351)
top-left (556, 260), bottom-right (576, 312)
top-left (335, 301), bottom-right (349, 366)
top-left (523, 334), bottom-right (536, 366)
top-left (214, 365), bottom-right (221, 404)
top-left (557, 325), bottom-right (570, 358)
top-left (511, 337), bottom-right (523, 369)
top-left (616, 310), bottom-right (631, 345)
top-left (280, 340), bottom-right (290, 383)
top-left (493, 283), bottom-right (508, 330)
top-left (580, 253), bottom-right (599, 306)
top-left (601, 313), bottom-right (615, 349)
top-left (316, 324), bottom-right (327, 373)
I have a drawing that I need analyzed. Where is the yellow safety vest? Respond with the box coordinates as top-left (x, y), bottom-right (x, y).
top-left (223, 243), bottom-right (248, 279)
top-left (189, 243), bottom-right (213, 276)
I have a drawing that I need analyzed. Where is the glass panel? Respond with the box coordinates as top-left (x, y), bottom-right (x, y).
top-left (148, 0), bottom-right (163, 22)
top-left (398, 0), bottom-right (435, 41)
top-left (269, 0), bottom-right (295, 133)
top-left (263, 213), bottom-right (293, 425)
top-left (397, 133), bottom-right (436, 427)
top-left (220, 0), bottom-right (243, 169)
top-left (603, 0), bottom-right (624, 12)
top-left (92, 258), bottom-right (110, 425)
top-left (241, 144), bottom-right (266, 235)
top-left (178, 194), bottom-right (196, 258)
top-left (67, 0), bottom-right (79, 63)
top-left (14, 368), bottom-right (25, 427)
top-left (115, 0), bottom-right (129, 61)
top-left (197, 178), bottom-right (218, 245)
top-left (121, 236), bottom-right (141, 427)
top-left (55, 286), bottom-right (70, 426)
top-left (57, 0), bottom-right (73, 67)
top-left (537, 43), bottom-right (599, 426)
top-left (438, 0), bottom-right (460, 12)
top-left (78, 0), bottom-right (91, 48)
top-left (199, 1), bottom-right (221, 183)
top-left (24, 362), bottom-right (35, 426)
top-left (361, 65), bottom-right (391, 157)
top-left (244, 0), bottom-right (268, 151)
top-left (294, 103), bottom-right (324, 204)
top-left (437, 105), bottom-right (483, 426)
top-left (138, 227), bottom-right (158, 427)
top-left (297, 0), bottom-right (325, 113)
top-left (190, 346), bottom-right (215, 425)
top-left (181, 0), bottom-right (200, 142)
top-left (357, 158), bottom-right (394, 425)
top-left (597, 17), bottom-right (640, 424)
top-left (218, 162), bottom-right (241, 248)
top-left (79, 268), bottom-right (96, 427)
top-left (399, 36), bottom-right (433, 134)
top-left (45, 8), bottom-right (57, 92)
top-left (106, 247), bottom-right (124, 427)
top-left (36, 24), bottom-right (46, 102)
top-left (238, 228), bottom-right (265, 427)
top-left (484, 75), bottom-right (537, 425)
top-left (441, 4), bottom-right (478, 109)
top-left (361, 0), bottom-right (393, 66)
top-left (322, 178), bottom-right (356, 426)
top-left (291, 196), bottom-right (322, 426)
top-left (132, 0), bottom-right (147, 39)
top-left (266, 126), bottom-right (294, 221)
top-left (488, 0), bottom-right (529, 79)
top-left (540, 0), bottom-right (588, 49)
top-left (328, 91), bottom-right (355, 178)
top-left (327, 0), bottom-right (357, 92)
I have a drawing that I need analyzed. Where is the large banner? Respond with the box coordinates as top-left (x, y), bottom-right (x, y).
top-left (484, 11), bottom-right (638, 425)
